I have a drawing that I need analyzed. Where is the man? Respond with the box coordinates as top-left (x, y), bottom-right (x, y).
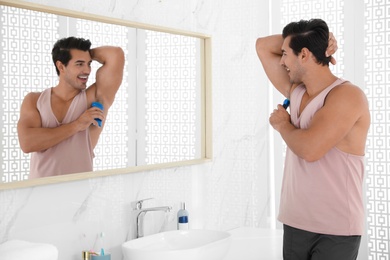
top-left (17, 37), bottom-right (125, 179)
top-left (256, 19), bottom-right (370, 259)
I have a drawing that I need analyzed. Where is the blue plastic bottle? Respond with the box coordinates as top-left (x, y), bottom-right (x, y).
top-left (282, 98), bottom-right (290, 109)
top-left (177, 202), bottom-right (189, 230)
top-left (91, 101), bottom-right (104, 127)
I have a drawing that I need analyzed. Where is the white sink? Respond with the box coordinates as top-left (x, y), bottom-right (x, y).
top-left (122, 229), bottom-right (231, 260)
top-left (0, 240), bottom-right (58, 260)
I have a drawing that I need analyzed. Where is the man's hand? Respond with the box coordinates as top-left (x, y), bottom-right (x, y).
top-left (269, 104), bottom-right (291, 133)
top-left (326, 32), bottom-right (338, 65)
top-left (74, 106), bottom-right (105, 130)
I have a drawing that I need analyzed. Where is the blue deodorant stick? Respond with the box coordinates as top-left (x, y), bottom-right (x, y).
top-left (283, 98), bottom-right (290, 109)
top-left (91, 101), bottom-right (104, 127)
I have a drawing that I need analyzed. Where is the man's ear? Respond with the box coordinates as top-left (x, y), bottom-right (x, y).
top-left (299, 47), bottom-right (313, 64)
top-left (55, 60), bottom-right (65, 74)
top-left (300, 47), bottom-right (310, 60)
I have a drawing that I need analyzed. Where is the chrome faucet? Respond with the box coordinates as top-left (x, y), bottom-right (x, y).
top-left (132, 198), bottom-right (172, 238)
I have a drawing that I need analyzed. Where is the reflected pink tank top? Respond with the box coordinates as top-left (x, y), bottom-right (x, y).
top-left (278, 78), bottom-right (365, 236)
top-left (29, 88), bottom-right (93, 179)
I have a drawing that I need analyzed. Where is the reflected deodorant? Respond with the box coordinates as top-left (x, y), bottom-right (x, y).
top-left (91, 101), bottom-right (104, 127)
top-left (177, 202), bottom-right (189, 230)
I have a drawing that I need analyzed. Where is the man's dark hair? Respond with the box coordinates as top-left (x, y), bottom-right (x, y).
top-left (282, 19), bottom-right (330, 66)
top-left (51, 37), bottom-right (92, 75)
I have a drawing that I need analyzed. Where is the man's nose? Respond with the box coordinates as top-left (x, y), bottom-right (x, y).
top-left (279, 57), bottom-right (285, 66)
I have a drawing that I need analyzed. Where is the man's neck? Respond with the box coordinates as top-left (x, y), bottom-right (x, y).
top-left (302, 67), bottom-right (338, 97)
top-left (52, 84), bottom-right (81, 103)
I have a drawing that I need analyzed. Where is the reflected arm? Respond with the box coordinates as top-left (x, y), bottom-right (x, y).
top-left (17, 92), bottom-right (102, 153)
top-left (86, 46), bottom-right (125, 149)
top-left (88, 46), bottom-right (125, 108)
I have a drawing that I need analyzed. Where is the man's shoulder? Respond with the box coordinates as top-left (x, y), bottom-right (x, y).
top-left (332, 80), bottom-right (365, 95)
top-left (328, 81), bottom-right (369, 112)
top-left (24, 91), bottom-right (43, 102)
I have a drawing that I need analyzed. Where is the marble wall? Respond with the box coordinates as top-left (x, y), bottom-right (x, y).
top-left (0, 0), bottom-right (271, 259)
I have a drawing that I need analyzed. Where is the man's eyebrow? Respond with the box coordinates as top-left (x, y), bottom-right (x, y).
top-left (74, 59), bottom-right (92, 63)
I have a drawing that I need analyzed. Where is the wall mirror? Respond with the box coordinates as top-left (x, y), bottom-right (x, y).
top-left (0, 0), bottom-right (212, 190)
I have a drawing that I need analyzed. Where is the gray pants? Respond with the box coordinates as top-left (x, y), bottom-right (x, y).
top-left (283, 225), bottom-right (361, 260)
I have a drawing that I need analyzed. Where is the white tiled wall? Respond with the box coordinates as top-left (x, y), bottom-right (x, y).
top-left (0, 0), bottom-right (271, 259)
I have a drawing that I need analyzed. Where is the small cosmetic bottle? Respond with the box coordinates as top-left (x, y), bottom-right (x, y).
top-left (177, 202), bottom-right (189, 230)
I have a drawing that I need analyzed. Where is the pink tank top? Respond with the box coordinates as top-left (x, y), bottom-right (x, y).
top-left (29, 88), bottom-right (93, 179)
top-left (278, 78), bottom-right (365, 236)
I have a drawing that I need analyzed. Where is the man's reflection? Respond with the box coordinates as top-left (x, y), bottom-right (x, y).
top-left (17, 37), bottom-right (125, 178)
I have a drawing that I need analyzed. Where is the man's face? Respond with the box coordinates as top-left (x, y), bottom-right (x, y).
top-left (61, 49), bottom-right (92, 90)
top-left (280, 36), bottom-right (304, 84)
